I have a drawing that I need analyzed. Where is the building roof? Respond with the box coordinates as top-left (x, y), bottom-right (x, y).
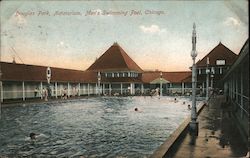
top-left (0, 62), bottom-right (97, 83)
top-left (0, 62), bottom-right (192, 84)
top-left (142, 71), bottom-right (191, 83)
top-left (196, 42), bottom-right (238, 67)
top-left (87, 42), bottom-right (143, 72)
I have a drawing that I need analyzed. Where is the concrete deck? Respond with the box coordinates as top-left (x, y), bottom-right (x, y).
top-left (165, 95), bottom-right (248, 158)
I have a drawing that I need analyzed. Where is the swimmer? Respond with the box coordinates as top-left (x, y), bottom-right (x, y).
top-left (30, 133), bottom-right (39, 140)
top-left (174, 98), bottom-right (178, 103)
top-left (134, 107), bottom-right (138, 111)
top-left (188, 105), bottom-right (191, 110)
top-left (183, 101), bottom-right (185, 105)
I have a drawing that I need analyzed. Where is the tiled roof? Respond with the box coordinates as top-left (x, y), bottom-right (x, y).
top-left (87, 42), bottom-right (143, 72)
top-left (196, 42), bottom-right (238, 67)
top-left (0, 62), bottom-right (97, 83)
top-left (142, 71), bottom-right (191, 83)
top-left (1, 62), bottom-right (192, 84)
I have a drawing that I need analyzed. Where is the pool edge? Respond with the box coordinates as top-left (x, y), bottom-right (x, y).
top-left (150, 101), bottom-right (206, 158)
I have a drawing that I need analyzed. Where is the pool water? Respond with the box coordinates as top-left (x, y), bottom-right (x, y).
top-left (0, 96), bottom-right (196, 157)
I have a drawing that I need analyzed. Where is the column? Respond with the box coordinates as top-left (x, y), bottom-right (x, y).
top-left (102, 84), bottom-right (105, 95)
top-left (0, 81), bottom-right (3, 102)
top-left (109, 83), bottom-right (112, 96)
top-left (95, 83), bottom-right (98, 95)
top-left (165, 83), bottom-right (168, 95)
top-left (67, 82), bottom-right (70, 97)
top-left (22, 81), bottom-right (25, 101)
top-left (202, 82), bottom-right (205, 94)
top-left (160, 82), bottom-right (163, 96)
top-left (120, 83), bottom-right (123, 95)
top-left (87, 83), bottom-right (90, 96)
top-left (206, 71), bottom-right (209, 101)
top-left (211, 77), bottom-right (213, 89)
top-left (141, 84), bottom-right (144, 95)
top-left (55, 82), bottom-right (58, 98)
top-left (78, 83), bottom-right (81, 96)
top-left (182, 82), bottom-right (185, 95)
top-left (40, 82), bottom-right (43, 99)
top-left (130, 83), bottom-right (134, 95)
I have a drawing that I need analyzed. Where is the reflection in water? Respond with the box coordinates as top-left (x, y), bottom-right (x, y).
top-left (0, 96), bottom-right (197, 157)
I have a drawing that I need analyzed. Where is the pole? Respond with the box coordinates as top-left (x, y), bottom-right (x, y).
top-left (191, 59), bottom-right (197, 121)
top-left (160, 72), bottom-right (163, 96)
top-left (189, 22), bottom-right (198, 135)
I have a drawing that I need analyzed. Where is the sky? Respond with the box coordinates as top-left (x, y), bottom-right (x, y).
top-left (0, 0), bottom-right (249, 71)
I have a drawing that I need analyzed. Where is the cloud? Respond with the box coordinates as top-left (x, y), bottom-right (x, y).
top-left (224, 17), bottom-right (241, 27)
top-left (139, 25), bottom-right (166, 34)
top-left (225, 1), bottom-right (248, 26)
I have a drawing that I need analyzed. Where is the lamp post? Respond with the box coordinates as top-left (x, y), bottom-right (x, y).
top-left (160, 72), bottom-right (163, 96)
top-left (206, 57), bottom-right (210, 102)
top-left (190, 23), bottom-right (198, 135)
top-left (97, 71), bottom-right (101, 96)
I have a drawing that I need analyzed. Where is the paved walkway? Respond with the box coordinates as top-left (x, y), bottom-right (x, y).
top-left (167, 95), bottom-right (248, 158)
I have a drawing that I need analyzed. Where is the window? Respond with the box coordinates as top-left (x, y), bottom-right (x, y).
top-left (124, 72), bottom-right (128, 77)
top-left (106, 73), bottom-right (112, 78)
top-left (216, 60), bottom-right (225, 65)
top-left (119, 72), bottom-right (124, 77)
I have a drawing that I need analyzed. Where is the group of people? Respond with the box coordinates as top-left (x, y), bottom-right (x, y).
top-left (34, 87), bottom-right (50, 101)
top-left (34, 86), bottom-right (79, 101)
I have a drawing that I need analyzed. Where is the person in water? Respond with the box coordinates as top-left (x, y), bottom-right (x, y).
top-left (30, 133), bottom-right (39, 140)
top-left (134, 107), bottom-right (138, 111)
top-left (188, 104), bottom-right (191, 110)
top-left (174, 98), bottom-right (178, 103)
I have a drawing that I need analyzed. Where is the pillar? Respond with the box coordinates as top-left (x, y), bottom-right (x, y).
top-left (78, 83), bottom-right (81, 96)
top-left (182, 82), bottom-right (185, 95)
top-left (202, 82), bottom-right (205, 94)
top-left (87, 83), bottom-right (90, 96)
top-left (206, 71), bottom-right (209, 101)
top-left (102, 84), bottom-right (105, 95)
top-left (120, 83), bottom-right (123, 95)
top-left (160, 81), bottom-right (163, 96)
top-left (141, 84), bottom-right (144, 95)
top-left (165, 83), bottom-right (168, 95)
top-left (55, 82), bottom-right (58, 98)
top-left (40, 82), bottom-right (43, 99)
top-left (22, 81), bottom-right (25, 101)
top-left (0, 81), bottom-right (3, 102)
top-left (109, 83), bottom-right (112, 96)
top-left (130, 83), bottom-right (135, 95)
top-left (67, 82), bottom-right (70, 97)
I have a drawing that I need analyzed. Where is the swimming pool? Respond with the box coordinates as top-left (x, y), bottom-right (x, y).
top-left (0, 96), bottom-right (197, 157)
